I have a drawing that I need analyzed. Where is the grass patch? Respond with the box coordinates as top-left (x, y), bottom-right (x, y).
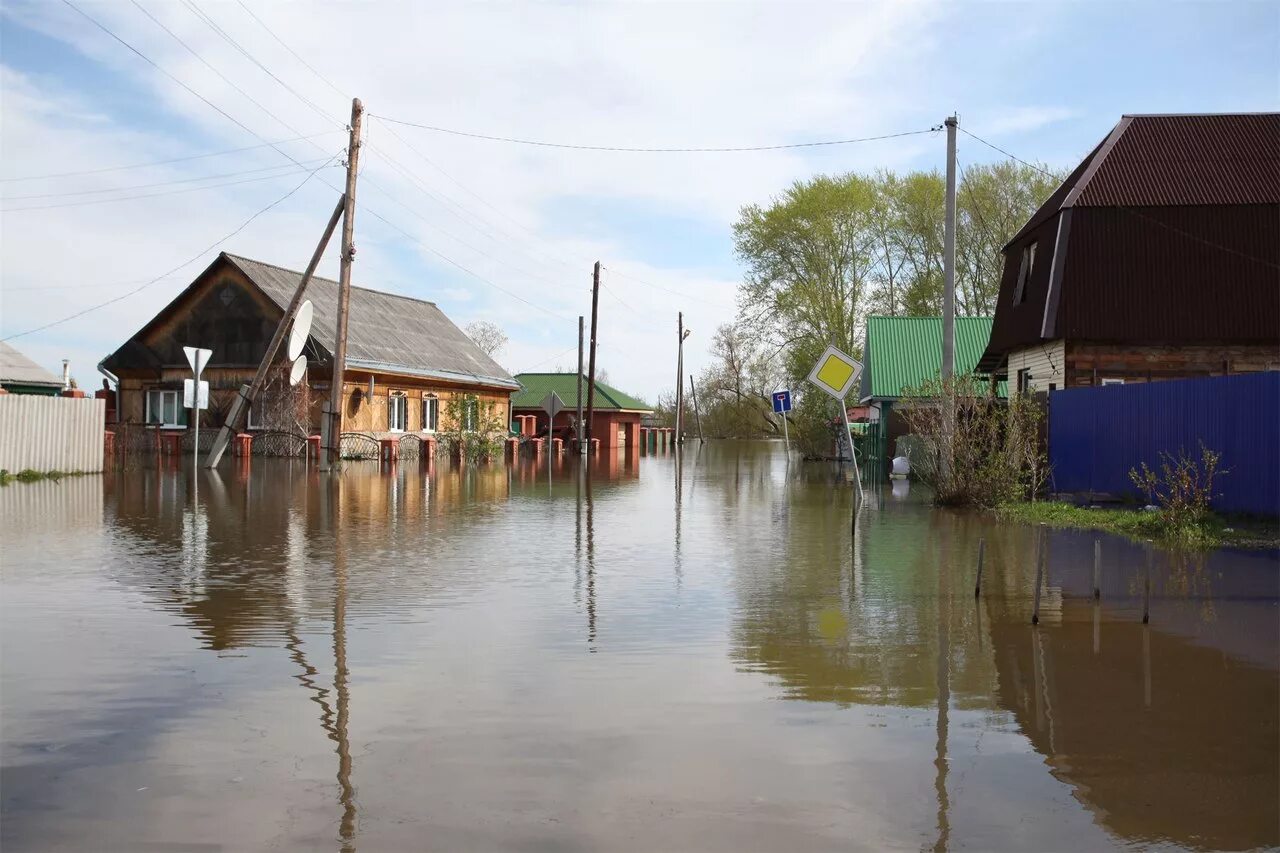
top-left (996, 501), bottom-right (1279, 550)
top-left (0, 469), bottom-right (92, 486)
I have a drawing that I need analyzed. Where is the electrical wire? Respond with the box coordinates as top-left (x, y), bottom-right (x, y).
top-left (1, 160), bottom-right (337, 212)
top-left (234, 0), bottom-right (347, 99)
top-left (1, 156), bottom-right (331, 201)
top-left (371, 116), bottom-right (937, 153)
top-left (0, 132), bottom-right (337, 183)
top-left (2, 151), bottom-right (339, 341)
top-left (519, 345), bottom-right (579, 372)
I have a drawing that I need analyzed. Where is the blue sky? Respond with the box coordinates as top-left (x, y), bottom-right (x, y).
top-left (1, 1), bottom-right (1275, 401)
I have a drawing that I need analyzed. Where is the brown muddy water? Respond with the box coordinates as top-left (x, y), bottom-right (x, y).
top-left (1, 441), bottom-right (1276, 852)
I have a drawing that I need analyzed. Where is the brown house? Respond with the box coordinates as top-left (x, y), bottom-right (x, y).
top-left (977, 113), bottom-right (1280, 390)
top-left (101, 252), bottom-right (519, 442)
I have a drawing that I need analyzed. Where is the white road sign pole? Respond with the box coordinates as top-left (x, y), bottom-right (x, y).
top-left (184, 346), bottom-right (212, 474)
top-left (782, 410), bottom-right (790, 455)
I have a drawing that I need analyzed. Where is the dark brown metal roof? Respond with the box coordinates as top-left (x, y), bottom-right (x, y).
top-left (1076, 114), bottom-right (1280, 207)
top-left (980, 113), bottom-right (1280, 373)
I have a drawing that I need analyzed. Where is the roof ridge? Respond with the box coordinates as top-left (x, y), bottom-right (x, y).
top-left (223, 252), bottom-right (437, 307)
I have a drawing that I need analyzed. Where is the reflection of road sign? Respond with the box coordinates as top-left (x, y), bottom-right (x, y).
top-left (287, 300), bottom-right (313, 361)
top-left (288, 354), bottom-right (308, 386)
top-left (806, 345), bottom-right (863, 401)
top-left (183, 346), bottom-right (213, 376)
top-left (183, 379), bottom-right (209, 409)
top-left (772, 390), bottom-right (792, 414)
top-left (541, 391), bottom-right (565, 418)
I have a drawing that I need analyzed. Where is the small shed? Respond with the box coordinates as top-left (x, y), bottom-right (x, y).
top-left (511, 373), bottom-right (651, 449)
top-left (0, 342), bottom-right (62, 396)
top-left (859, 316), bottom-right (1003, 478)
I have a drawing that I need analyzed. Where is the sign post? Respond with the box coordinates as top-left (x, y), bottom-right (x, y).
top-left (183, 346), bottom-right (213, 473)
top-left (541, 391), bottom-right (565, 487)
top-left (772, 390), bottom-right (793, 455)
top-left (805, 345), bottom-right (864, 500)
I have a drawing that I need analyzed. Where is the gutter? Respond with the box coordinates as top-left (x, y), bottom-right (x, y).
top-left (97, 356), bottom-right (120, 389)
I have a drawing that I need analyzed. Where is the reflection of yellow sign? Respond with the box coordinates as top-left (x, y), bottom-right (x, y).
top-left (806, 345), bottom-right (863, 401)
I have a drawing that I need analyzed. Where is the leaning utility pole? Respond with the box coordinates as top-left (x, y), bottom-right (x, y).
top-left (205, 196), bottom-right (345, 468)
top-left (675, 312), bottom-right (684, 444)
top-left (323, 97), bottom-right (364, 470)
top-left (576, 314), bottom-right (585, 454)
top-left (942, 115), bottom-right (957, 380)
top-left (584, 262), bottom-right (601, 447)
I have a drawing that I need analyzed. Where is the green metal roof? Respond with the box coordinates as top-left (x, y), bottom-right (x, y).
top-left (860, 316), bottom-right (1006, 400)
top-left (511, 373), bottom-right (652, 412)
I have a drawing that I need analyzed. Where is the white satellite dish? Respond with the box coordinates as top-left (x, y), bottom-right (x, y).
top-left (288, 354), bottom-right (308, 386)
top-left (286, 300), bottom-right (313, 361)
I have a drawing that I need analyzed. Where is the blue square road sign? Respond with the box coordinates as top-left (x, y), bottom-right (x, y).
top-left (772, 390), bottom-right (792, 414)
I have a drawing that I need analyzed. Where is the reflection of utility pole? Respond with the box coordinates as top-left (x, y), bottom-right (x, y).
top-left (333, 527), bottom-right (356, 851)
top-left (932, 529), bottom-right (951, 853)
top-left (585, 471), bottom-right (596, 648)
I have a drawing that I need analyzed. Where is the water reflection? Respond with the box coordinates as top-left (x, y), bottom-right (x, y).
top-left (1, 444), bottom-right (1276, 851)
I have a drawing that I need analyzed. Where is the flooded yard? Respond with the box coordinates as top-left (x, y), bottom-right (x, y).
top-left (2, 441), bottom-right (1276, 851)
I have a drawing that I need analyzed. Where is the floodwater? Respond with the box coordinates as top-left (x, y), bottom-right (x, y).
top-left (1, 442), bottom-right (1276, 852)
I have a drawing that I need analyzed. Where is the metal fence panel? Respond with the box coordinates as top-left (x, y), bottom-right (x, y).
top-left (0, 395), bottom-right (105, 473)
top-left (1049, 372), bottom-right (1280, 515)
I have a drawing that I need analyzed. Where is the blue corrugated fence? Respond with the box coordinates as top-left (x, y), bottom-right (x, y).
top-left (1048, 372), bottom-right (1280, 516)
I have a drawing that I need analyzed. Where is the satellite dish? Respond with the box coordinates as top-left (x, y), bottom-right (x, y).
top-left (288, 354), bottom-right (308, 386)
top-left (287, 300), bottom-right (313, 361)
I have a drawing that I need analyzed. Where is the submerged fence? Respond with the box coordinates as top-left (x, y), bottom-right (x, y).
top-left (0, 395), bottom-right (105, 473)
top-left (1049, 372), bottom-right (1280, 516)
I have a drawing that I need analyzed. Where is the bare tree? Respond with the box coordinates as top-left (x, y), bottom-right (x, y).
top-left (464, 321), bottom-right (509, 359)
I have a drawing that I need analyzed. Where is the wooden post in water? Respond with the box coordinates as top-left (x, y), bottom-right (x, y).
top-left (1142, 541), bottom-right (1152, 625)
top-left (1031, 525), bottom-right (1046, 625)
top-left (1092, 538), bottom-right (1101, 599)
top-left (973, 538), bottom-right (986, 598)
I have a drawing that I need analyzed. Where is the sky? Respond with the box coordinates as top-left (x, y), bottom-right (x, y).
top-left (1, 1), bottom-right (1276, 403)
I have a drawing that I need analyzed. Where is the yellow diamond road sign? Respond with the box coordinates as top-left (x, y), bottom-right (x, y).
top-left (807, 345), bottom-right (863, 401)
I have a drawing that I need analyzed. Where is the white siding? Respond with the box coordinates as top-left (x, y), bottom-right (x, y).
top-left (0, 396), bottom-right (105, 472)
top-left (1007, 341), bottom-right (1066, 393)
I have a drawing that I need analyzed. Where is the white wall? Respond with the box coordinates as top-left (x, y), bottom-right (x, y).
top-left (0, 395), bottom-right (105, 472)
top-left (1007, 340), bottom-right (1066, 393)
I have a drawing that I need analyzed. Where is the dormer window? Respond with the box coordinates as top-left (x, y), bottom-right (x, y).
top-left (1014, 241), bottom-right (1037, 304)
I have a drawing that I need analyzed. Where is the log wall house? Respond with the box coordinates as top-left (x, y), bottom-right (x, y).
top-left (977, 113), bottom-right (1280, 390)
top-left (101, 253), bottom-right (518, 444)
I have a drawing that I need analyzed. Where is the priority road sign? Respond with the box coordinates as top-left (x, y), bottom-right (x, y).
top-left (806, 345), bottom-right (862, 402)
top-left (772, 389), bottom-right (792, 414)
top-left (541, 390), bottom-right (565, 419)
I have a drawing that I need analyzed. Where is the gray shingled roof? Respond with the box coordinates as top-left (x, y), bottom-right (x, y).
top-left (0, 342), bottom-right (62, 388)
top-left (224, 253), bottom-right (518, 390)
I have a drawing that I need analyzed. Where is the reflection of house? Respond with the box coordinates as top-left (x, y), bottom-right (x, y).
top-left (977, 113), bottom-right (1280, 391)
top-left (0, 342), bottom-right (63, 395)
top-left (859, 316), bottom-right (1002, 476)
top-left (101, 253), bottom-right (519, 440)
top-left (510, 373), bottom-right (651, 449)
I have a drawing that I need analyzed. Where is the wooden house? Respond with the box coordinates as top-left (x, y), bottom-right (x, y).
top-left (101, 252), bottom-right (519, 442)
top-left (976, 113), bottom-right (1280, 391)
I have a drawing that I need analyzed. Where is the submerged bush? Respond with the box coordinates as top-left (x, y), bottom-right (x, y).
top-left (1129, 444), bottom-right (1225, 537)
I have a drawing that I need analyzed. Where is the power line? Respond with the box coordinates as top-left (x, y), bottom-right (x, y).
top-left (1, 158), bottom-right (337, 212)
top-left (2, 152), bottom-right (338, 341)
top-left (957, 127), bottom-right (1058, 178)
top-left (0, 132), bottom-right (337, 183)
top-left (519, 345), bottom-right (579, 372)
top-left (359, 203), bottom-right (571, 320)
top-left (234, 0), bottom-right (348, 99)
top-left (181, 0), bottom-right (340, 128)
top-left (371, 116), bottom-right (936, 153)
top-left (1, 156), bottom-right (330, 201)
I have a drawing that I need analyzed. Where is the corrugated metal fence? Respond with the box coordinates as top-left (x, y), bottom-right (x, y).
top-left (0, 395), bottom-right (105, 473)
top-left (1049, 372), bottom-right (1280, 515)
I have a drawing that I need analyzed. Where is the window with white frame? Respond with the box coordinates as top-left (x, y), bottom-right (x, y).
top-left (145, 389), bottom-right (187, 428)
top-left (388, 391), bottom-right (408, 432)
top-left (422, 395), bottom-right (439, 433)
top-left (462, 397), bottom-right (479, 431)
top-left (1100, 378), bottom-right (1125, 386)
top-left (246, 405), bottom-right (264, 430)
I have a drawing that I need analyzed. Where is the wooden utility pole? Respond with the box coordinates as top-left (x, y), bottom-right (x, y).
top-left (576, 314), bottom-right (585, 453)
top-left (675, 312), bottom-right (684, 444)
top-left (585, 262), bottom-right (601, 445)
top-left (323, 97), bottom-right (363, 470)
top-left (689, 375), bottom-right (703, 441)
top-left (205, 195), bottom-right (345, 468)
